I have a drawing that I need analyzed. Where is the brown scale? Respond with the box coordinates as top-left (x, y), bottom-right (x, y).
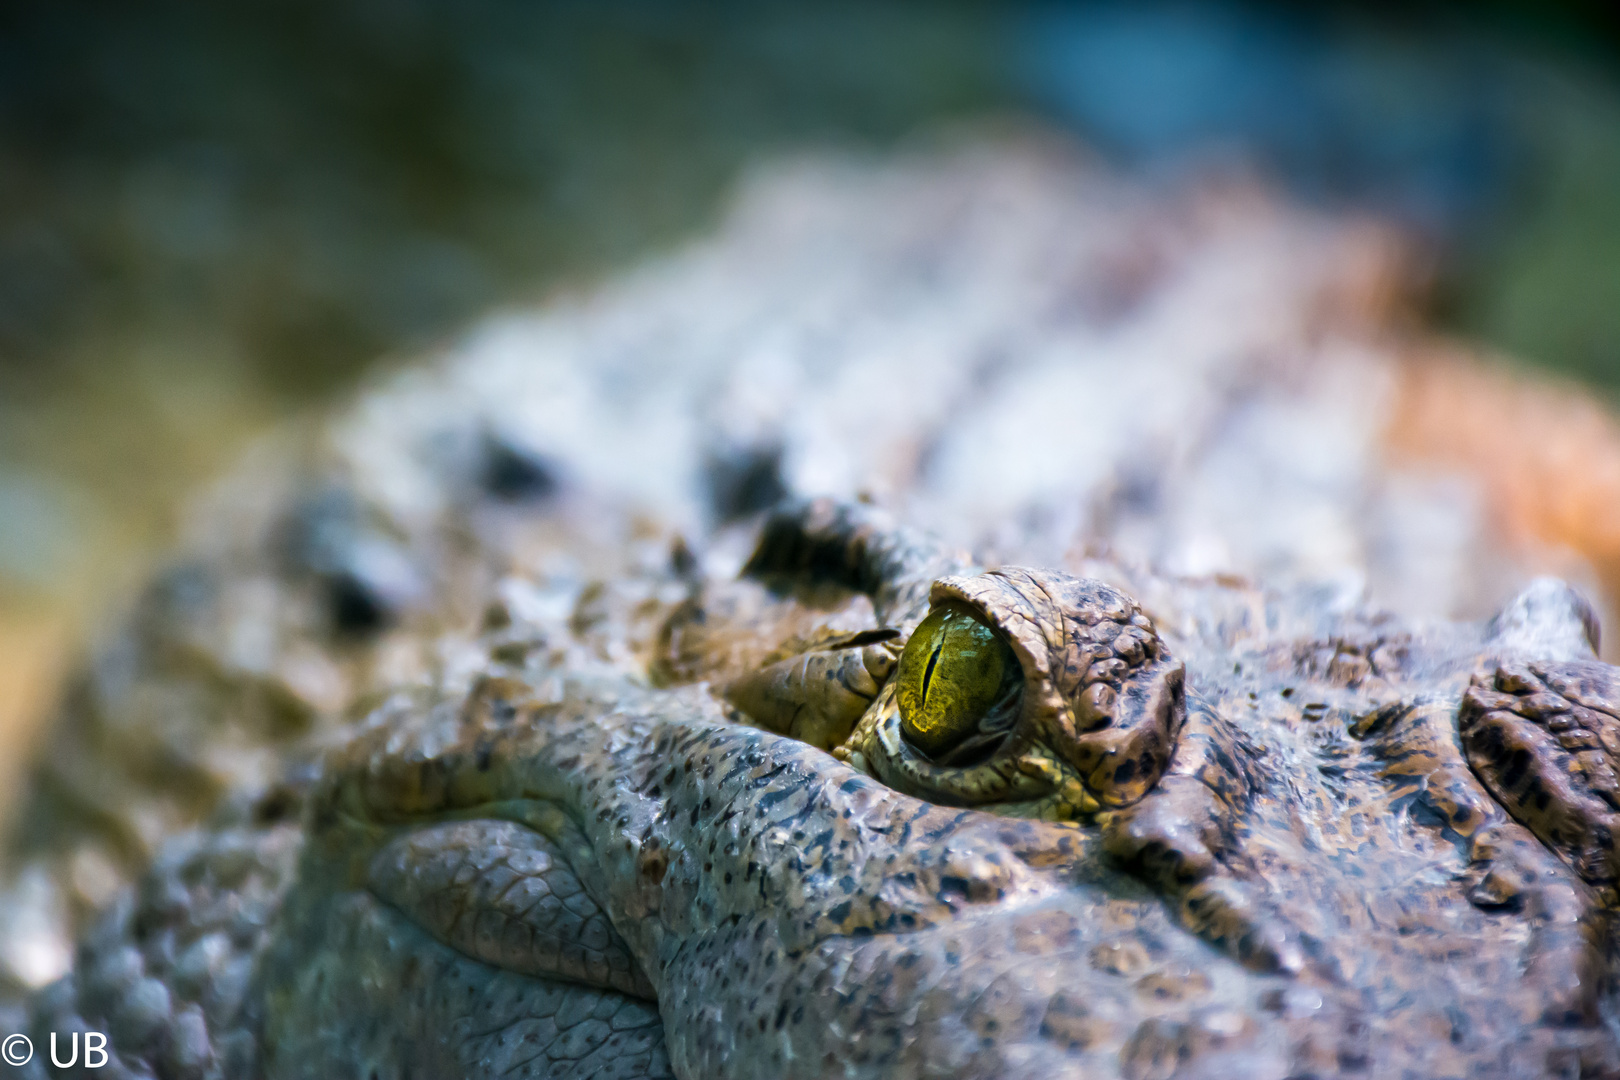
top-left (1461, 660), bottom-right (1620, 887)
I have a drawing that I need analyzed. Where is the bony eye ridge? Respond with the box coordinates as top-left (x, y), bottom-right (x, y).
top-left (895, 600), bottom-right (1023, 763)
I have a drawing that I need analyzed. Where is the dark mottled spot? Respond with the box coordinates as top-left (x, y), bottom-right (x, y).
top-left (1446, 1006), bottom-right (1470, 1044)
top-left (328, 570), bottom-right (392, 634)
top-left (1501, 748), bottom-right (1532, 789)
top-left (482, 434), bottom-right (560, 501)
top-left (757, 786), bottom-right (799, 811)
top-left (1407, 797), bottom-right (1446, 830)
top-left (706, 442), bottom-right (788, 521)
top-left (939, 876), bottom-right (975, 904)
top-left (253, 786), bottom-right (300, 824)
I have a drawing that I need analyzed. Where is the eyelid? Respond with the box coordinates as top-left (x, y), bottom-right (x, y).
top-left (725, 634), bottom-right (901, 749)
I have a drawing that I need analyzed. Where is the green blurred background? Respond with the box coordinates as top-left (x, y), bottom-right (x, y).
top-left (1, 0), bottom-right (1618, 745)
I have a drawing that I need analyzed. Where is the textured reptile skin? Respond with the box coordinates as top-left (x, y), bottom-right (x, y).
top-left (6, 136), bottom-right (1620, 1078)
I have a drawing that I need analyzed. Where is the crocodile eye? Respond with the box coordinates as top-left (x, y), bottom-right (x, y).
top-left (895, 601), bottom-right (1020, 760)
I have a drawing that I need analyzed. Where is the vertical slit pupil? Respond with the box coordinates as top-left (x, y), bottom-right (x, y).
top-left (920, 640), bottom-right (943, 708)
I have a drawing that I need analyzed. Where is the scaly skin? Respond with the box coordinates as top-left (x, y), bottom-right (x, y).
top-left (14, 499), bottom-right (1620, 1079)
top-left (9, 138), bottom-right (1620, 1078)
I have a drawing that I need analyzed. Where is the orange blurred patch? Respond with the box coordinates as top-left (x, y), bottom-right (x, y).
top-left (1387, 345), bottom-right (1620, 609)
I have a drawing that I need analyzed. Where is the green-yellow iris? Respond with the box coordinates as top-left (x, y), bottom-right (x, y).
top-left (895, 600), bottom-right (1019, 759)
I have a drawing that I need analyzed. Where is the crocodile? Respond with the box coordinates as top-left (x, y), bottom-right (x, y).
top-left (6, 135), bottom-right (1620, 1078)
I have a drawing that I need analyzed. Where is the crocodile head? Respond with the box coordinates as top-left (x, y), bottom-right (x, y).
top-left (16, 142), bottom-right (1620, 1080)
top-left (29, 497), bottom-right (1620, 1080)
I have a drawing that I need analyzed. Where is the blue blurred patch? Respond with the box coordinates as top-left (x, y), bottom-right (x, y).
top-left (1016, 2), bottom-right (1520, 233)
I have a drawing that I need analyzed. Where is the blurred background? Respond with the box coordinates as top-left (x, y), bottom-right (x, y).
top-left (1, 0), bottom-right (1619, 759)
